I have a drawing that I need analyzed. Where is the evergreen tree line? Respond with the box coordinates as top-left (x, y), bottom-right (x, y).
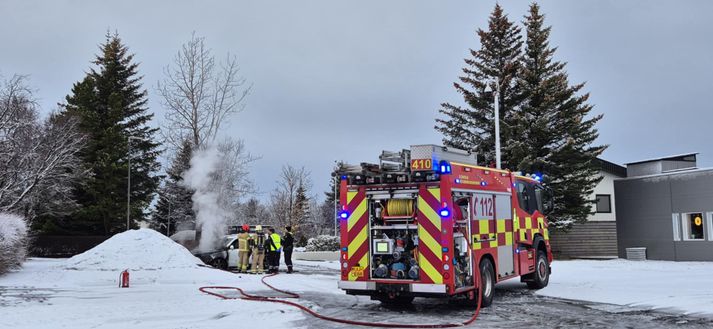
top-left (436, 3), bottom-right (606, 229)
top-left (1, 31), bottom-right (335, 239)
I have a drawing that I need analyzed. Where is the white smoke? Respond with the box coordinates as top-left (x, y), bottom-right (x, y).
top-left (182, 146), bottom-right (228, 252)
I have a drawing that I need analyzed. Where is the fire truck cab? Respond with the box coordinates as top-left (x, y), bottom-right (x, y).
top-left (337, 145), bottom-right (553, 306)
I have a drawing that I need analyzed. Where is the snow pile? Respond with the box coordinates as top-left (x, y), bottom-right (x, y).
top-left (64, 228), bottom-right (203, 271)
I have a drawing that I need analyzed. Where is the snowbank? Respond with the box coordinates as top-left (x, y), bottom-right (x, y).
top-left (529, 259), bottom-right (713, 317)
top-left (64, 228), bottom-right (203, 271)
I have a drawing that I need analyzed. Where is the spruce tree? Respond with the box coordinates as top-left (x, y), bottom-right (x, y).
top-left (63, 32), bottom-right (161, 235)
top-left (152, 139), bottom-right (194, 235)
top-left (292, 184), bottom-right (310, 244)
top-left (435, 4), bottom-right (523, 167)
top-left (514, 3), bottom-right (606, 229)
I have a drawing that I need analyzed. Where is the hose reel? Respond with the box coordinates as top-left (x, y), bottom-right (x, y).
top-left (386, 199), bottom-right (414, 217)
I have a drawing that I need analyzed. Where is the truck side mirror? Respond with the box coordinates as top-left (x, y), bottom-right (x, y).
top-left (229, 245), bottom-right (234, 250)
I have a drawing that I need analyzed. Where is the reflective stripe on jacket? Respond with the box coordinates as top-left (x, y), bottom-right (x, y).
top-left (237, 233), bottom-right (250, 252)
top-left (269, 233), bottom-right (281, 251)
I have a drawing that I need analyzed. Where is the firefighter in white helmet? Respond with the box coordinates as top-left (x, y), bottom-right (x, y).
top-left (250, 225), bottom-right (267, 274)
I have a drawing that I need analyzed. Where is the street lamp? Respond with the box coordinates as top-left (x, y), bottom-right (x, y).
top-left (127, 136), bottom-right (141, 231)
top-left (167, 199), bottom-right (172, 236)
top-left (331, 163), bottom-right (339, 237)
top-left (334, 173), bottom-right (338, 237)
top-left (484, 77), bottom-right (501, 169)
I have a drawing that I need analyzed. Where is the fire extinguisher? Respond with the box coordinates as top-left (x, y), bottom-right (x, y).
top-left (119, 269), bottom-right (130, 288)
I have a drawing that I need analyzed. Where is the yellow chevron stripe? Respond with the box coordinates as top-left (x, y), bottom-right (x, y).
top-left (418, 253), bottom-right (443, 284)
top-left (348, 225), bottom-right (367, 259)
top-left (418, 226), bottom-right (442, 260)
top-left (427, 187), bottom-right (440, 202)
top-left (347, 199), bottom-right (367, 232)
top-left (347, 190), bottom-right (357, 204)
top-left (418, 196), bottom-right (442, 231)
top-left (348, 253), bottom-right (369, 281)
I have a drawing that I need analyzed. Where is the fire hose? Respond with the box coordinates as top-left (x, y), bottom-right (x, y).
top-left (199, 233), bottom-right (482, 328)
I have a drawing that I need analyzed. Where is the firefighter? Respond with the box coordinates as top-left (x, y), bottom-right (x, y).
top-left (268, 227), bottom-right (282, 273)
top-left (236, 224), bottom-right (251, 273)
top-left (250, 225), bottom-right (266, 274)
top-left (282, 226), bottom-right (294, 274)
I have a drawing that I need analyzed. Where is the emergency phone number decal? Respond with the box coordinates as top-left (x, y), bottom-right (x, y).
top-left (410, 159), bottom-right (433, 171)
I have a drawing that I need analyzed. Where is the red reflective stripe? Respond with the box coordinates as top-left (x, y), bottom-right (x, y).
top-left (347, 192), bottom-right (365, 212)
top-left (348, 241), bottom-right (369, 268)
top-left (347, 212), bottom-right (368, 241)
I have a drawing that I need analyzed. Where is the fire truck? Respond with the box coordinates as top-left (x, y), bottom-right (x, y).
top-left (337, 145), bottom-right (553, 306)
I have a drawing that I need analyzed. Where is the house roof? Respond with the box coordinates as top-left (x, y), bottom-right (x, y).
top-left (624, 152), bottom-right (698, 166)
top-left (595, 158), bottom-right (627, 177)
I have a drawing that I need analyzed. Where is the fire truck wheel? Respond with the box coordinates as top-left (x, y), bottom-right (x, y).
top-left (479, 259), bottom-right (495, 307)
top-left (527, 250), bottom-right (550, 289)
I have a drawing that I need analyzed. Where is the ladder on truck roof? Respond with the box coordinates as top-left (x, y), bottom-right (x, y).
top-left (339, 145), bottom-right (478, 185)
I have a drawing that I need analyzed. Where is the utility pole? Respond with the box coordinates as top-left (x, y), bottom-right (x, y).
top-left (334, 174), bottom-right (338, 236)
top-left (167, 200), bottom-right (172, 236)
top-left (127, 136), bottom-right (140, 231)
top-left (485, 77), bottom-right (501, 169)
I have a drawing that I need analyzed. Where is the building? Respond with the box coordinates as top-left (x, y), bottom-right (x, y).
top-left (614, 153), bottom-right (713, 261)
top-left (550, 158), bottom-right (626, 259)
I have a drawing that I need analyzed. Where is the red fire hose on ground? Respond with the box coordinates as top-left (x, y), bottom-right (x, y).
top-left (199, 268), bottom-right (481, 328)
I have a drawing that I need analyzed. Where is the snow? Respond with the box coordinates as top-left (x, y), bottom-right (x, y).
top-left (0, 228), bottom-right (338, 328)
top-left (2, 229), bottom-right (712, 328)
top-left (64, 229), bottom-right (203, 271)
top-left (514, 259), bottom-right (713, 317)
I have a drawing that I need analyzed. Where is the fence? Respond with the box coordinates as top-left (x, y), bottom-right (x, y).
top-left (28, 235), bottom-right (110, 258)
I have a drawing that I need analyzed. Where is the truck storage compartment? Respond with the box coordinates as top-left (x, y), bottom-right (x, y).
top-left (368, 197), bottom-right (421, 281)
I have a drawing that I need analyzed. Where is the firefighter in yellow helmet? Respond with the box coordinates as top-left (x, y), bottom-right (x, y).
top-left (236, 224), bottom-right (251, 273)
top-left (267, 227), bottom-right (282, 273)
top-left (250, 225), bottom-right (266, 274)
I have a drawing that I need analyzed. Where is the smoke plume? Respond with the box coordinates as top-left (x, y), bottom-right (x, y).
top-left (182, 146), bottom-right (227, 252)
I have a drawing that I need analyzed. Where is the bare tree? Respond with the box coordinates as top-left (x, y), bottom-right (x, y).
top-left (268, 165), bottom-right (311, 237)
top-left (213, 137), bottom-right (259, 220)
top-left (157, 33), bottom-right (252, 151)
top-left (0, 75), bottom-right (86, 223)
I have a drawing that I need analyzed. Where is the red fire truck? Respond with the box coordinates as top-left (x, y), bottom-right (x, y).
top-left (337, 145), bottom-right (553, 306)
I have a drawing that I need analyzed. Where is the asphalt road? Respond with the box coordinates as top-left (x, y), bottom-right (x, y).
top-left (289, 267), bottom-right (713, 329)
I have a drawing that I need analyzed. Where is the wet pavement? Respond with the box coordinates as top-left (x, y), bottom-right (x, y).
top-left (291, 267), bottom-right (713, 329)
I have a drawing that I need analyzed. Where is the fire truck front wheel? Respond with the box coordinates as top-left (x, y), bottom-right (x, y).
top-left (527, 249), bottom-right (550, 289)
top-left (479, 259), bottom-right (495, 307)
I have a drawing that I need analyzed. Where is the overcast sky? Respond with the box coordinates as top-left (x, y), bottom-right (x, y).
top-left (1, 0), bottom-right (712, 200)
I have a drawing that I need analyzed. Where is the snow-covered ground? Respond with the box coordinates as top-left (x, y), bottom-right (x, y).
top-left (0, 230), bottom-right (340, 329)
top-left (1, 230), bottom-right (711, 328)
top-left (507, 259), bottom-right (713, 318)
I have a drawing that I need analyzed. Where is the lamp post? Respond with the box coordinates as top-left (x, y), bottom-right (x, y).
top-left (167, 199), bottom-right (172, 236)
top-left (334, 173), bottom-right (338, 236)
top-left (485, 77), bottom-right (501, 169)
top-left (127, 136), bottom-right (141, 231)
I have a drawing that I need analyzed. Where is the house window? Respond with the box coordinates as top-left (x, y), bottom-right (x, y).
top-left (682, 212), bottom-right (705, 241)
top-left (595, 194), bottom-right (611, 213)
